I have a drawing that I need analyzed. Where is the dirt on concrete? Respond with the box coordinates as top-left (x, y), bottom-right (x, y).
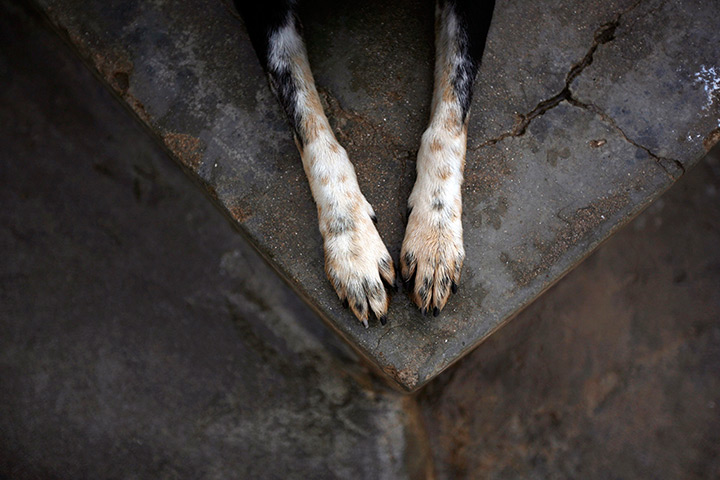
top-left (418, 145), bottom-right (720, 479)
top-left (2, 1), bottom-right (719, 478)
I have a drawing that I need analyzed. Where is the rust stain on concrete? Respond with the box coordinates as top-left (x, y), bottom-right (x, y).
top-left (52, 19), bottom-right (156, 126)
top-left (88, 47), bottom-right (154, 125)
top-left (229, 204), bottom-right (253, 223)
top-left (125, 96), bottom-right (153, 125)
top-left (91, 50), bottom-right (133, 95)
top-left (391, 366), bottom-right (420, 392)
top-left (63, 23), bottom-right (132, 95)
top-left (378, 352), bottom-right (421, 392)
top-left (163, 132), bottom-right (204, 170)
top-left (703, 127), bottom-right (720, 151)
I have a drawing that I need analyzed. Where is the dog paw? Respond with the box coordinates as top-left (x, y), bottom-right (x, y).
top-left (400, 202), bottom-right (464, 316)
top-left (400, 128), bottom-right (465, 316)
top-left (320, 194), bottom-right (396, 327)
top-left (301, 138), bottom-right (396, 326)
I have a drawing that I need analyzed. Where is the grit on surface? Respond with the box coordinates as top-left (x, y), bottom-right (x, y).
top-left (1, 1), bottom-right (719, 478)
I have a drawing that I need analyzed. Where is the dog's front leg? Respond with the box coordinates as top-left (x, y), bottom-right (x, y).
top-left (236, 2), bottom-right (395, 327)
top-left (401, 0), bottom-right (495, 316)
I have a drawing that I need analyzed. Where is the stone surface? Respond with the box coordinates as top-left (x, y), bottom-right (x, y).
top-left (3, 2), bottom-right (720, 477)
top-left (418, 146), bottom-right (720, 479)
top-left (0, 3), bottom-right (429, 478)
top-left (28, 0), bottom-right (720, 390)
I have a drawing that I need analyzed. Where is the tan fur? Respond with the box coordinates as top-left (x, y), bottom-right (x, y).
top-left (430, 137), bottom-right (443, 153)
top-left (438, 166), bottom-right (452, 180)
top-left (441, 77), bottom-right (454, 105)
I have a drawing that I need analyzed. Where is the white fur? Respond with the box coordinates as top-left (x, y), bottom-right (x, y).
top-left (268, 17), bottom-right (394, 326)
top-left (401, 4), bottom-right (467, 313)
top-left (268, 19), bottom-right (303, 72)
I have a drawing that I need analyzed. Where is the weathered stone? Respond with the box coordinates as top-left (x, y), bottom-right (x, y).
top-left (0, 3), bottom-right (427, 477)
top-left (29, 0), bottom-right (720, 390)
top-left (4, 1), bottom-right (720, 477)
top-left (570, 0), bottom-right (720, 169)
top-left (418, 146), bottom-right (720, 480)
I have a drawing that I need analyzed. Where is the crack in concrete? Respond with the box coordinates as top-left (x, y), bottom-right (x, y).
top-left (476, 17), bottom-right (623, 148)
top-left (474, 1), bottom-right (667, 161)
top-left (567, 96), bottom-right (685, 179)
top-left (471, 0), bottom-right (685, 179)
top-left (373, 323), bottom-right (400, 354)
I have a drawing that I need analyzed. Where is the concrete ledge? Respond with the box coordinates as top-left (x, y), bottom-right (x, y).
top-left (33, 0), bottom-right (720, 390)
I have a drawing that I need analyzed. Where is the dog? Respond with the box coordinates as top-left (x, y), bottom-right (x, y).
top-left (235, 0), bottom-right (495, 327)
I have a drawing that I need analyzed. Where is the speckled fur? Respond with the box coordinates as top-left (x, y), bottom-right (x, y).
top-left (269, 20), bottom-right (395, 326)
top-left (401, 3), bottom-right (468, 315)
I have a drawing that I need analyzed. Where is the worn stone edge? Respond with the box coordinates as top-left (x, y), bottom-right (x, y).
top-left (30, 0), bottom-right (720, 392)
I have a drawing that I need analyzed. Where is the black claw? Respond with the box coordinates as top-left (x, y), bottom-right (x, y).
top-left (421, 307), bottom-right (427, 316)
top-left (433, 307), bottom-right (439, 317)
top-left (451, 281), bottom-right (458, 294)
top-left (389, 272), bottom-right (399, 292)
top-left (342, 298), bottom-right (349, 309)
top-left (382, 274), bottom-right (399, 293)
top-left (371, 213), bottom-right (377, 224)
top-left (380, 314), bottom-right (387, 326)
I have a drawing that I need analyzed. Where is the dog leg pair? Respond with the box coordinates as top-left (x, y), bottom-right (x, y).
top-left (236, 0), bottom-right (494, 325)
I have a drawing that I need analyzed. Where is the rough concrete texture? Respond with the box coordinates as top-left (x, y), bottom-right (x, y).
top-left (2, 1), bottom-right (720, 478)
top-left (29, 0), bottom-right (720, 390)
top-left (418, 146), bottom-right (720, 479)
top-left (0, 4), bottom-right (429, 478)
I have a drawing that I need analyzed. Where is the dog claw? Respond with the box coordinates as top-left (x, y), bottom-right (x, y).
top-left (402, 272), bottom-right (416, 292)
top-left (433, 307), bottom-right (439, 317)
top-left (380, 314), bottom-right (387, 326)
top-left (361, 319), bottom-right (369, 329)
top-left (451, 281), bottom-right (458, 294)
top-left (381, 274), bottom-right (398, 293)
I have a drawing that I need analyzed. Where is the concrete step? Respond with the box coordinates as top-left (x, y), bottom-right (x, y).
top-left (1, 3), bottom-right (425, 476)
top-left (32, 0), bottom-right (720, 390)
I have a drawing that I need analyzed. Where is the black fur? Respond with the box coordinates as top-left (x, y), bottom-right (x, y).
top-left (444, 0), bottom-right (496, 123)
top-left (233, 0), bottom-right (297, 66)
top-left (236, 0), bottom-right (495, 140)
top-left (234, 0), bottom-right (305, 144)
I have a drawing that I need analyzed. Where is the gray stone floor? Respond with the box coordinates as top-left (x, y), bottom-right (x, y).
top-left (0, 3), bottom-right (424, 478)
top-left (2, 1), bottom-right (719, 479)
top-left (420, 148), bottom-right (720, 479)
top-left (30, 0), bottom-right (720, 390)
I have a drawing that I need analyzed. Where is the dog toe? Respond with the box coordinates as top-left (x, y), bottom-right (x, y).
top-left (322, 204), bottom-right (394, 327)
top-left (401, 205), bottom-right (464, 316)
